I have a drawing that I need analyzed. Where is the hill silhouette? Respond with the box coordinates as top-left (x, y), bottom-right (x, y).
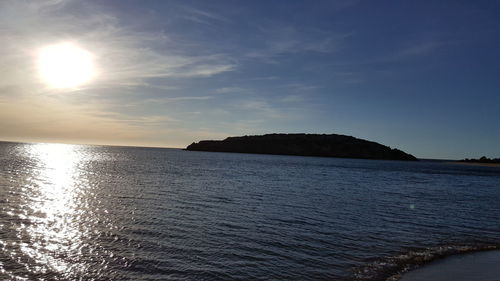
top-left (186, 133), bottom-right (417, 161)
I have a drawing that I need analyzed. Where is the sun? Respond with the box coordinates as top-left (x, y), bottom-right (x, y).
top-left (37, 42), bottom-right (96, 89)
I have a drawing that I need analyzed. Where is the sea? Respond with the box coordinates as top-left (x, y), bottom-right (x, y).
top-left (0, 141), bottom-right (499, 281)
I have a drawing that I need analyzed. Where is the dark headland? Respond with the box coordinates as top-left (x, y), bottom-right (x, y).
top-left (186, 133), bottom-right (417, 161)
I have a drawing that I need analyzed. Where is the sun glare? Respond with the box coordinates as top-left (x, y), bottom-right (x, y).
top-left (37, 42), bottom-right (96, 89)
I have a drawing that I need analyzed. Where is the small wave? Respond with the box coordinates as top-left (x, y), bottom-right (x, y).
top-left (352, 243), bottom-right (499, 281)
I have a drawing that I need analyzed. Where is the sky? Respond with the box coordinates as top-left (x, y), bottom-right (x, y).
top-left (0, 0), bottom-right (499, 159)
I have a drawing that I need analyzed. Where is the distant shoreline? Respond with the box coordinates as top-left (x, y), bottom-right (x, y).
top-left (450, 162), bottom-right (500, 168)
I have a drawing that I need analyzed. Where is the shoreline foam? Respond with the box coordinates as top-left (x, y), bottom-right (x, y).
top-left (352, 244), bottom-right (499, 281)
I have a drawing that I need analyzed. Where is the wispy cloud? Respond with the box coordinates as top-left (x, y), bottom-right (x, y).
top-left (237, 99), bottom-right (301, 120)
top-left (396, 41), bottom-right (444, 57)
top-left (387, 41), bottom-right (445, 60)
top-left (181, 7), bottom-right (229, 25)
top-left (279, 83), bottom-right (319, 92)
top-left (246, 23), bottom-right (349, 60)
top-left (214, 87), bottom-right (245, 94)
top-left (322, 40), bottom-right (446, 83)
top-left (280, 94), bottom-right (306, 103)
top-left (0, 0), bottom-right (238, 146)
top-left (370, 41), bottom-right (445, 64)
top-left (331, 71), bottom-right (365, 84)
top-left (144, 96), bottom-right (214, 104)
top-left (0, 0), bottom-right (236, 92)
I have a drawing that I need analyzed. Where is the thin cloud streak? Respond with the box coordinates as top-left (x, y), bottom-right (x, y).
top-left (0, 0), bottom-right (238, 146)
top-left (0, 0), bottom-right (236, 92)
top-left (245, 23), bottom-right (350, 61)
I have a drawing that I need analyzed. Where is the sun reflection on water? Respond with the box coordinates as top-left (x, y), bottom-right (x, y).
top-left (21, 143), bottom-right (88, 278)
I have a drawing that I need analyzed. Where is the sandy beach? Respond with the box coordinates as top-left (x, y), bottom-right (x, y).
top-left (399, 250), bottom-right (500, 281)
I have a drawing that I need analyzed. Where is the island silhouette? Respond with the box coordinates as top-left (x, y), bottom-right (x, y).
top-left (186, 133), bottom-right (417, 161)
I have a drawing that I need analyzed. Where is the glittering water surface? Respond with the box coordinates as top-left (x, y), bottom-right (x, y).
top-left (0, 142), bottom-right (499, 280)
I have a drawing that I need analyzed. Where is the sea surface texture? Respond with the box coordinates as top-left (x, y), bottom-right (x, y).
top-left (0, 142), bottom-right (499, 280)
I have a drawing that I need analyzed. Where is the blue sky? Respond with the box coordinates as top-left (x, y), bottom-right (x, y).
top-left (0, 0), bottom-right (499, 159)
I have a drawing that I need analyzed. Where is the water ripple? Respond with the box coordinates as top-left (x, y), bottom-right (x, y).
top-left (0, 142), bottom-right (499, 280)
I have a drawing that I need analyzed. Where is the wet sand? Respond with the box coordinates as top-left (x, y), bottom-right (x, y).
top-left (399, 250), bottom-right (500, 281)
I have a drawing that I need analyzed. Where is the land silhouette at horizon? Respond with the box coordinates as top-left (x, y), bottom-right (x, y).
top-left (186, 133), bottom-right (418, 161)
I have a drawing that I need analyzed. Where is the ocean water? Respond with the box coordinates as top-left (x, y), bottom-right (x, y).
top-left (0, 142), bottom-right (498, 281)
